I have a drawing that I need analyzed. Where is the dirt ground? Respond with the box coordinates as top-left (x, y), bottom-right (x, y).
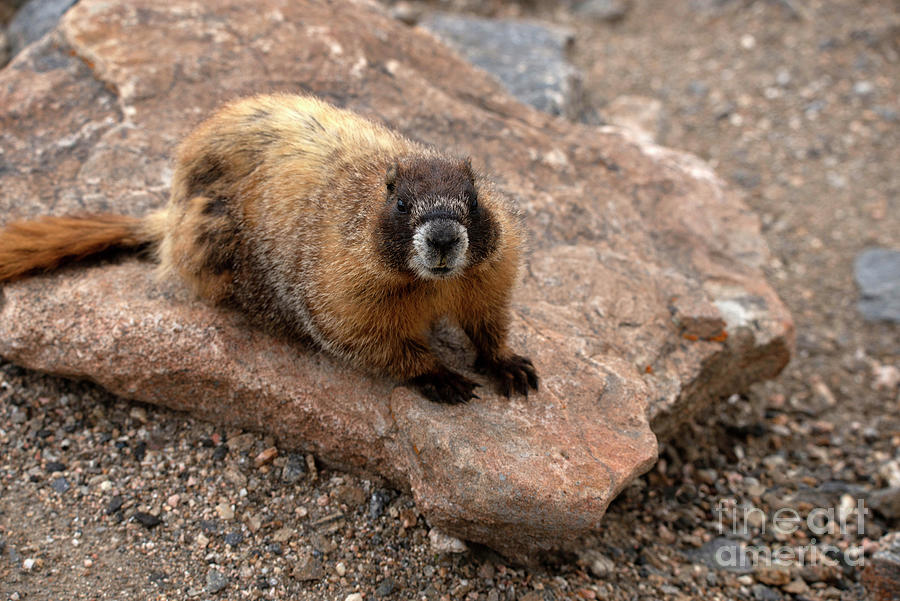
top-left (1, 0), bottom-right (898, 599)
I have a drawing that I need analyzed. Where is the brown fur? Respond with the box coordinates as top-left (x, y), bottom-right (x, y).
top-left (0, 214), bottom-right (148, 281)
top-left (0, 94), bottom-right (538, 403)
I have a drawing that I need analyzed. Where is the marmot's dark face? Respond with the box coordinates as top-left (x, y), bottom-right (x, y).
top-left (376, 156), bottom-right (498, 280)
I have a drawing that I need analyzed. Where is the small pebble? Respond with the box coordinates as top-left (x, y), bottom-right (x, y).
top-left (574, 0), bottom-right (630, 22)
top-left (133, 512), bottom-right (161, 529)
top-left (216, 503), bottom-right (235, 520)
top-left (246, 514), bottom-right (262, 533)
top-left (853, 80), bottom-right (874, 96)
top-left (428, 528), bottom-right (468, 554)
top-left (755, 567), bottom-right (790, 586)
top-left (45, 461), bottom-right (66, 473)
top-left (369, 489), bottom-right (392, 519)
top-left (335, 484), bottom-right (367, 508)
top-left (775, 68), bottom-right (791, 86)
top-left (199, 519), bottom-right (221, 534)
top-left (293, 553), bottom-right (323, 581)
top-left (50, 477), bottom-right (70, 493)
top-left (266, 542), bottom-right (283, 556)
top-left (224, 531), bottom-right (243, 546)
top-left (106, 496), bottom-right (124, 515)
top-left (212, 445), bottom-right (228, 462)
top-left (744, 477), bottom-right (766, 497)
top-left (389, 1), bottom-right (423, 26)
top-left (132, 441), bottom-right (147, 461)
top-left (751, 583), bottom-right (781, 601)
top-left (282, 453), bottom-right (306, 483)
top-left (376, 577), bottom-right (395, 597)
top-left (254, 447), bottom-right (278, 468)
top-left (696, 469), bottom-right (718, 485)
top-left (477, 562), bottom-right (494, 580)
top-left (206, 568), bottom-right (228, 594)
top-left (129, 407), bottom-right (148, 422)
top-left (783, 579), bottom-right (809, 594)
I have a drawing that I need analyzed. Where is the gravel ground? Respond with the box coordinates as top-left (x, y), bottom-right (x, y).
top-left (1, 0), bottom-right (898, 599)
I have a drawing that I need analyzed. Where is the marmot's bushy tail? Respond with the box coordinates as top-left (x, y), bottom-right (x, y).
top-left (0, 212), bottom-right (166, 282)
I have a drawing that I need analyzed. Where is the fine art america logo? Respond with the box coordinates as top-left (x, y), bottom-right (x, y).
top-left (712, 497), bottom-right (867, 569)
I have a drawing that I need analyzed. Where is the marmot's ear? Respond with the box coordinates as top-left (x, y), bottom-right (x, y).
top-left (385, 162), bottom-right (399, 194)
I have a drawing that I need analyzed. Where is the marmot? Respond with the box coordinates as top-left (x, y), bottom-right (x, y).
top-left (0, 94), bottom-right (538, 404)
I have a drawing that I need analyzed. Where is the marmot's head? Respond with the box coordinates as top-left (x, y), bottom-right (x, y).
top-left (376, 156), bottom-right (499, 280)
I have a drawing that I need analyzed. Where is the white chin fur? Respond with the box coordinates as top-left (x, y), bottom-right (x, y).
top-left (409, 220), bottom-right (469, 279)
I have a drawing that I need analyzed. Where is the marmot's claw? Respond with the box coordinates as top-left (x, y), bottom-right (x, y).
top-left (410, 369), bottom-right (479, 404)
top-left (476, 354), bottom-right (539, 398)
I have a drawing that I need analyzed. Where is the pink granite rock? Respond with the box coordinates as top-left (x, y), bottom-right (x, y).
top-left (863, 533), bottom-right (900, 601)
top-left (0, 0), bottom-right (792, 561)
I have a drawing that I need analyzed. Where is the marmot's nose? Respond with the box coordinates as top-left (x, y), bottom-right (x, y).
top-left (427, 225), bottom-right (460, 255)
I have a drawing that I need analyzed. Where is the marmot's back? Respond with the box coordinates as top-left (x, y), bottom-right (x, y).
top-left (170, 94), bottom-right (419, 216)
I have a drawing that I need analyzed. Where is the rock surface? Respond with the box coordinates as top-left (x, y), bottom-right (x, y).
top-left (603, 94), bottom-right (666, 144)
top-left (863, 533), bottom-right (900, 601)
top-left (0, 30), bottom-right (8, 68)
top-left (0, 0), bottom-right (792, 560)
top-left (6, 0), bottom-right (77, 57)
top-left (420, 13), bottom-right (584, 119)
top-left (855, 248), bottom-right (900, 323)
top-left (573, 0), bottom-right (631, 22)
top-left (870, 488), bottom-right (900, 520)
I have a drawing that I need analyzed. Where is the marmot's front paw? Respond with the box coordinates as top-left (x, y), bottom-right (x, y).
top-left (476, 354), bottom-right (539, 398)
top-left (409, 369), bottom-right (480, 404)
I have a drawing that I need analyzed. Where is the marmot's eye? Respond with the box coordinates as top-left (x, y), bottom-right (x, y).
top-left (468, 192), bottom-right (478, 210)
top-left (396, 198), bottom-right (409, 213)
